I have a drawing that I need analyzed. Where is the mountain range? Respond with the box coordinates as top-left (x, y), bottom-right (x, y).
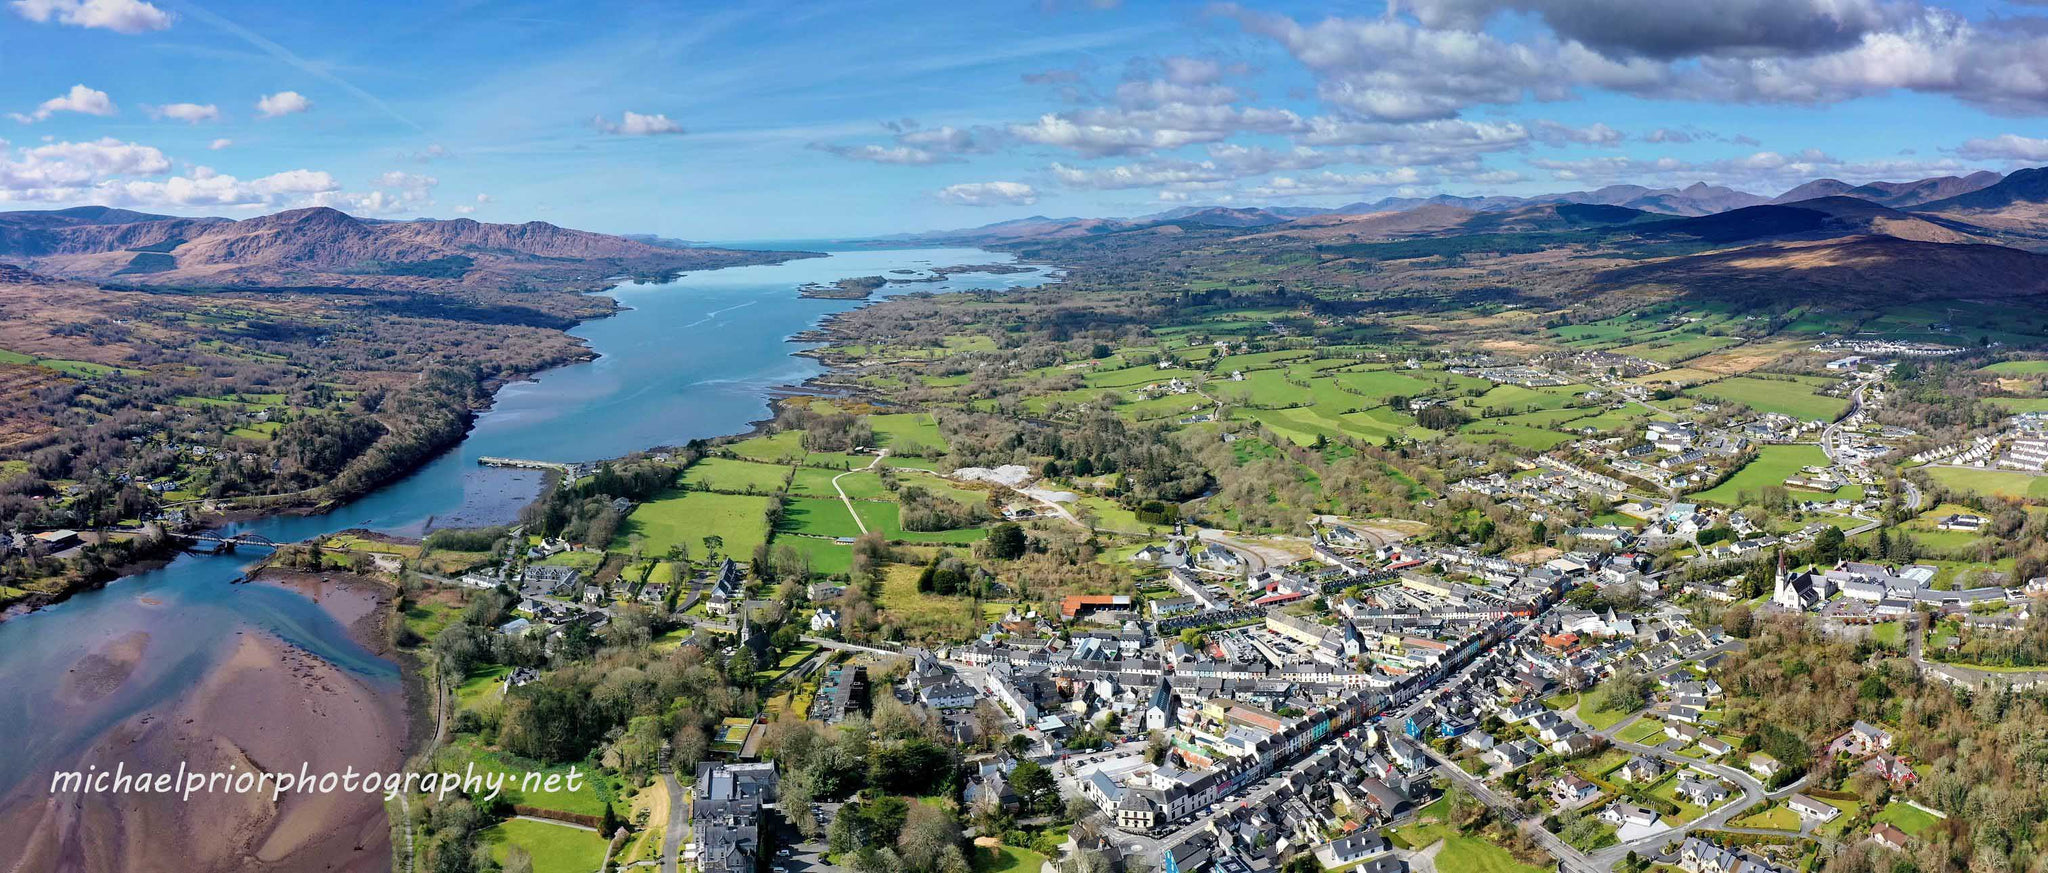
top-left (898, 169), bottom-right (2029, 246)
top-left (0, 206), bottom-right (810, 293)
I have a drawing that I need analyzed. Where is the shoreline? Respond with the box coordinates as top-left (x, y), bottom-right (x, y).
top-left (0, 249), bottom-right (1053, 623)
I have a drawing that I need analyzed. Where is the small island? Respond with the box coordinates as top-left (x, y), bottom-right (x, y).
top-left (797, 275), bottom-right (888, 298)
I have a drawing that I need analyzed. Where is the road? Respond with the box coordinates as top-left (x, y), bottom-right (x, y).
top-left (660, 773), bottom-right (685, 873)
top-left (1906, 614), bottom-right (2048, 691)
top-left (830, 450), bottom-right (888, 535)
top-left (1421, 751), bottom-right (1602, 873)
top-left (1581, 713), bottom-right (1797, 865)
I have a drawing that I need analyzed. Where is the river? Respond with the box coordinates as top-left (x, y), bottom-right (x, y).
top-left (0, 247), bottom-right (1055, 810)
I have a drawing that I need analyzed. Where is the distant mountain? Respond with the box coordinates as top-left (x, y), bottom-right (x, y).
top-left (0, 206), bottom-right (812, 291)
top-left (1776, 171), bottom-right (2004, 209)
top-left (1142, 206), bottom-right (1297, 228)
top-left (1914, 168), bottom-right (2048, 214)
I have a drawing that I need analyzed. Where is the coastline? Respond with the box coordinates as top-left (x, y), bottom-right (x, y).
top-left (1, 249), bottom-right (1053, 622)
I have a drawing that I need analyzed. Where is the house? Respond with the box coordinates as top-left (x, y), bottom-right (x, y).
top-left (919, 680), bottom-right (979, 710)
top-left (1863, 752), bottom-right (1916, 785)
top-left (1487, 740), bottom-right (1538, 771)
top-left (1619, 756), bottom-right (1667, 784)
top-left (1833, 721), bottom-right (1894, 757)
top-left (809, 607), bottom-right (841, 633)
top-left (1697, 736), bottom-right (1733, 757)
top-left (1666, 723), bottom-right (1704, 745)
top-left (707, 559), bottom-right (746, 616)
top-left (1675, 775), bottom-right (1730, 807)
top-left (1748, 753), bottom-right (1783, 780)
top-left (1936, 513), bottom-right (1988, 532)
top-left (1316, 832), bottom-right (1392, 870)
top-left (1600, 802), bottom-right (1662, 829)
top-left (1675, 837), bottom-right (1796, 873)
top-left (1787, 794), bottom-right (1840, 824)
top-left (1550, 774), bottom-right (1601, 809)
top-left (1871, 823), bottom-right (1911, 852)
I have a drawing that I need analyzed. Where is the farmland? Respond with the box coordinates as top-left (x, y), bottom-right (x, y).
top-left (1690, 375), bottom-right (1848, 421)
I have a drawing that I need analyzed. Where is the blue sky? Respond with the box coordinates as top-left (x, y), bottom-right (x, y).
top-left (4, 0), bottom-right (2047, 240)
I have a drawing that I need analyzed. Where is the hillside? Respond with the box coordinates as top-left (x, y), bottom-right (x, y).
top-left (0, 206), bottom-right (814, 293)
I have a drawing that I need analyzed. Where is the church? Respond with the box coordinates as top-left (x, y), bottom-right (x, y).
top-left (1772, 556), bottom-right (1831, 612)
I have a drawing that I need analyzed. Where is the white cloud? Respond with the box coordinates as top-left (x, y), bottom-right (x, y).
top-left (146, 102), bottom-right (220, 124)
top-left (1954, 134), bottom-right (2048, 162)
top-left (256, 91), bottom-right (312, 118)
top-left (1241, 168), bottom-right (1430, 198)
top-left (1051, 160), bottom-right (1233, 190)
top-left (9, 0), bottom-right (170, 33)
top-left (594, 111), bottom-right (685, 135)
top-left (1527, 149), bottom-right (1987, 192)
top-left (0, 138), bottom-right (170, 194)
top-left (10, 84), bottom-right (116, 123)
top-left (1532, 120), bottom-right (1624, 147)
top-left (934, 181), bottom-right (1038, 206)
top-left (809, 142), bottom-right (949, 165)
top-left (99, 166), bottom-right (339, 208)
top-left (208, 138), bottom-right (233, 150)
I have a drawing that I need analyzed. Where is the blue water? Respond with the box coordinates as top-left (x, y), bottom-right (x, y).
top-left (0, 248), bottom-right (1055, 797)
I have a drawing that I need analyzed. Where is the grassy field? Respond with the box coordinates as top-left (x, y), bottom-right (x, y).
top-left (1691, 444), bottom-right (1841, 505)
top-left (455, 664), bottom-right (510, 710)
top-left (775, 534), bottom-right (854, 575)
top-left (1732, 803), bottom-right (1802, 831)
top-left (1434, 834), bottom-right (1552, 873)
top-left (481, 818), bottom-right (609, 873)
top-left (780, 496), bottom-right (866, 539)
top-left (972, 844), bottom-right (1049, 873)
top-left (1924, 466), bottom-right (2048, 500)
top-left (867, 412), bottom-right (948, 454)
top-left (1982, 361), bottom-right (2048, 375)
top-left (1874, 801), bottom-right (1941, 836)
top-left (436, 736), bottom-right (607, 817)
top-left (1575, 681), bottom-right (1645, 730)
top-left (1692, 375), bottom-right (1848, 421)
top-left (1615, 717), bottom-right (1666, 745)
top-left (682, 457), bottom-right (791, 493)
top-left (615, 490), bottom-right (773, 561)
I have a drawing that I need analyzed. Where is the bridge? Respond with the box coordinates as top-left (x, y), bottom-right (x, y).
top-left (181, 532), bottom-right (284, 551)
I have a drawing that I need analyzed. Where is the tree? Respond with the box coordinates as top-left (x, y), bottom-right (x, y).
top-left (702, 534), bottom-right (725, 559)
top-left (987, 523), bottom-right (1027, 560)
top-left (1010, 760), bottom-right (1059, 816)
top-left (600, 801), bottom-right (619, 836)
top-left (1814, 526), bottom-right (1846, 565)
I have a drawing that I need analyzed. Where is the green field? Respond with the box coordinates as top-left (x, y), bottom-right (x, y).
top-left (1615, 718), bottom-right (1666, 745)
top-left (1924, 466), bottom-right (2048, 500)
top-left (1732, 803), bottom-right (1802, 831)
top-left (973, 844), bottom-right (1049, 873)
top-left (614, 490), bottom-right (773, 560)
top-left (1690, 444), bottom-right (1845, 506)
top-left (455, 664), bottom-right (510, 710)
top-left (779, 496), bottom-right (867, 539)
top-left (1433, 834), bottom-right (1552, 873)
top-left (867, 412), bottom-right (949, 454)
top-left (1692, 375), bottom-right (1848, 421)
top-left (681, 457), bottom-right (792, 493)
top-left (1982, 360), bottom-right (2048, 375)
top-left (481, 818), bottom-right (609, 873)
top-left (437, 736), bottom-right (608, 817)
top-left (775, 534), bottom-right (853, 575)
top-left (1874, 801), bottom-right (1941, 836)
